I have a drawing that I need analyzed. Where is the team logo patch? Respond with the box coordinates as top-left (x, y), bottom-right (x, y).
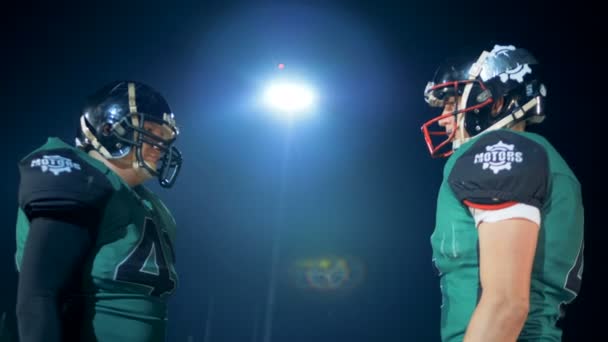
top-left (30, 155), bottom-right (82, 175)
top-left (473, 141), bottom-right (523, 174)
top-left (483, 45), bottom-right (532, 83)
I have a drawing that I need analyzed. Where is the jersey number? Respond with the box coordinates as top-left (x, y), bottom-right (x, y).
top-left (114, 218), bottom-right (176, 297)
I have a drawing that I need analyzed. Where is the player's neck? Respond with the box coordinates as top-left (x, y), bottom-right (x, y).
top-left (510, 121), bottom-right (526, 131)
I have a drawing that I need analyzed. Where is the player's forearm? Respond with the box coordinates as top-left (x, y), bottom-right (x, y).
top-left (463, 295), bottom-right (529, 342)
top-left (16, 295), bottom-right (62, 342)
top-left (16, 217), bottom-right (93, 342)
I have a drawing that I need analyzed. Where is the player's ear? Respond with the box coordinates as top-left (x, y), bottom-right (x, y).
top-left (491, 96), bottom-right (504, 116)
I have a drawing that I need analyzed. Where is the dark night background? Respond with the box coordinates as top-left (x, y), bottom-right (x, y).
top-left (0, 1), bottom-right (600, 341)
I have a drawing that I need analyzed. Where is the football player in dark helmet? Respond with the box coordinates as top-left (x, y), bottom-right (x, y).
top-left (15, 81), bottom-right (181, 342)
top-left (421, 45), bottom-right (584, 341)
top-left (76, 80), bottom-right (182, 187)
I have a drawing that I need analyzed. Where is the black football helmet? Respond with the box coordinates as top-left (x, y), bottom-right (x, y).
top-left (422, 45), bottom-right (547, 157)
top-left (76, 81), bottom-right (182, 187)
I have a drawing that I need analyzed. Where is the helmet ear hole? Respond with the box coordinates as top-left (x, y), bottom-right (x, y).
top-left (101, 123), bottom-right (112, 136)
top-left (476, 89), bottom-right (492, 103)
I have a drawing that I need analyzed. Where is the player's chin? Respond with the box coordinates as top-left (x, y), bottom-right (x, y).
top-left (139, 161), bottom-right (158, 177)
top-left (143, 158), bottom-right (159, 169)
top-left (146, 165), bottom-right (159, 175)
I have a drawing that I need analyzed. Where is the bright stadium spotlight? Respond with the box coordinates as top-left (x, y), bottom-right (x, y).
top-left (262, 80), bottom-right (317, 120)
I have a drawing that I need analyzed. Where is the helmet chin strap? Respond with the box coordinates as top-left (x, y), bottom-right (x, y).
top-left (483, 96), bottom-right (540, 132)
top-left (130, 140), bottom-right (158, 178)
top-left (129, 148), bottom-right (156, 182)
top-left (454, 93), bottom-right (541, 150)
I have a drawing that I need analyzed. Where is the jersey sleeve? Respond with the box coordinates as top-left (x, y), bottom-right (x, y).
top-left (16, 217), bottom-right (93, 342)
top-left (448, 131), bottom-right (549, 210)
top-left (469, 202), bottom-right (541, 227)
top-left (18, 148), bottom-right (114, 227)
